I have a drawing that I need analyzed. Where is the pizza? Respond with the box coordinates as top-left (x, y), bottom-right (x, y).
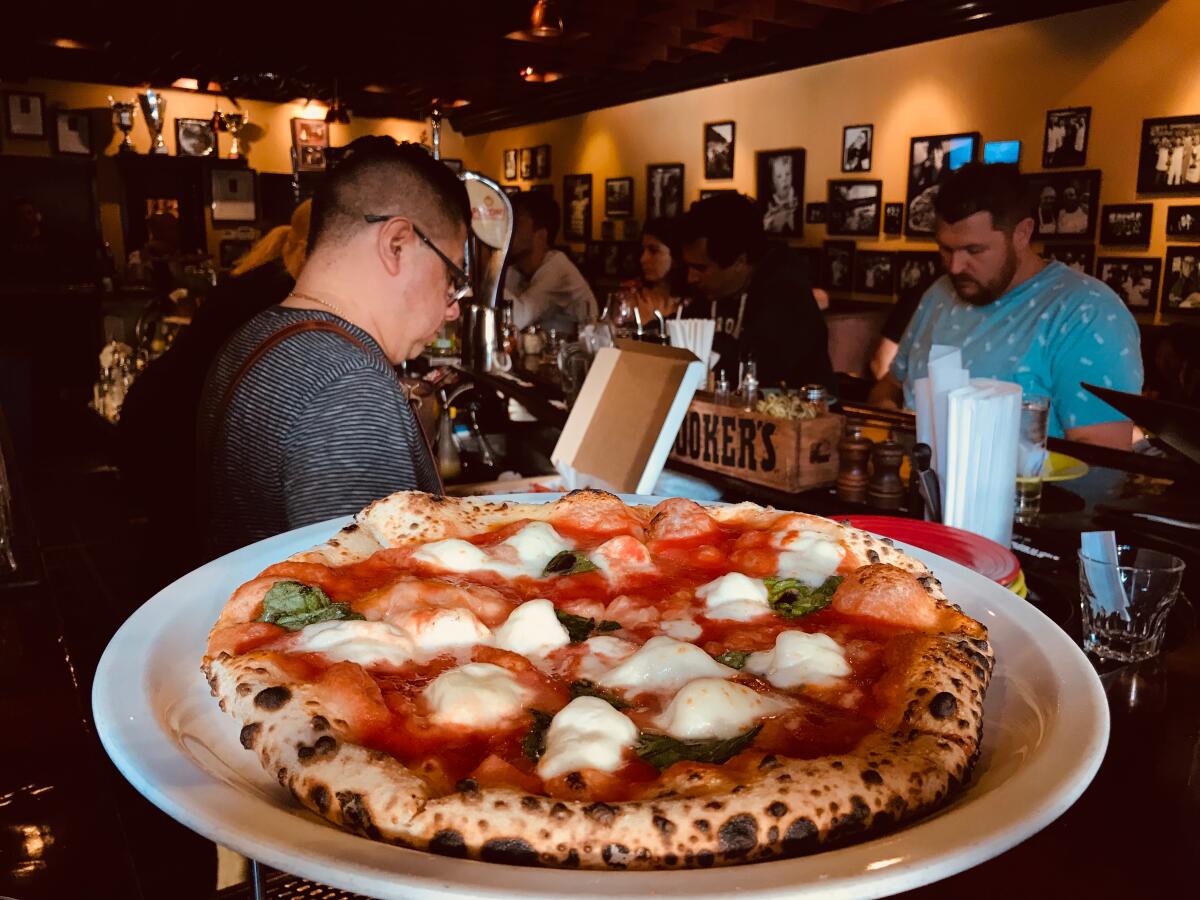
top-left (201, 490), bottom-right (993, 870)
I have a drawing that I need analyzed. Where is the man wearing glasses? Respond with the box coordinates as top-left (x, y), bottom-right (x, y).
top-left (199, 139), bottom-right (467, 556)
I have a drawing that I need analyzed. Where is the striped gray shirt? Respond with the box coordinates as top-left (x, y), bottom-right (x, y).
top-left (198, 307), bottom-right (440, 555)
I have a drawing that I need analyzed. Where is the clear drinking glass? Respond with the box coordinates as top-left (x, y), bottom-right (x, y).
top-left (1014, 394), bottom-right (1050, 524)
top-left (1078, 545), bottom-right (1185, 662)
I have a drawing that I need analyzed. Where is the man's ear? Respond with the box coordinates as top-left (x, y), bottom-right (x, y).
top-left (377, 217), bottom-right (413, 277)
top-left (1012, 216), bottom-right (1035, 251)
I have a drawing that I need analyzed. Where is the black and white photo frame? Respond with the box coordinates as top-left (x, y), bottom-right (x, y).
top-left (823, 240), bottom-right (855, 292)
top-left (504, 149), bottom-right (518, 181)
top-left (1043, 107), bottom-right (1091, 169)
top-left (1166, 205), bottom-right (1200, 239)
top-left (842, 124), bottom-right (872, 172)
top-left (210, 167), bottom-right (258, 223)
top-left (605, 177), bottom-right (633, 218)
top-left (827, 179), bottom-right (882, 237)
top-left (1024, 170), bottom-right (1102, 241)
top-left (1164, 246), bottom-right (1200, 311)
top-left (535, 145), bottom-right (551, 179)
top-left (1136, 115), bottom-right (1200, 195)
top-left (53, 109), bottom-right (91, 155)
top-left (1099, 203), bottom-right (1152, 246)
top-left (520, 148), bottom-right (535, 180)
top-left (704, 121), bottom-right (735, 180)
top-left (647, 163), bottom-right (685, 219)
top-left (175, 117), bottom-right (215, 157)
top-left (805, 203), bottom-right (827, 225)
top-left (1096, 256), bottom-right (1161, 313)
top-left (5, 91), bottom-right (45, 139)
top-left (854, 249), bottom-right (895, 295)
top-left (756, 148), bottom-right (805, 236)
top-left (563, 173), bottom-right (593, 242)
top-left (905, 132), bottom-right (979, 236)
top-left (884, 203), bottom-right (904, 236)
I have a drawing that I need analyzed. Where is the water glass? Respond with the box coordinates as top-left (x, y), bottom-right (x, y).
top-left (1014, 394), bottom-right (1050, 524)
top-left (1078, 545), bottom-right (1185, 662)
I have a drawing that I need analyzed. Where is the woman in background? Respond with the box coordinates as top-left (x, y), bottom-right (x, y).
top-left (630, 217), bottom-right (688, 329)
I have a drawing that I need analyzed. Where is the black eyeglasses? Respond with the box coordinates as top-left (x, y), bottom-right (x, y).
top-left (363, 215), bottom-right (470, 305)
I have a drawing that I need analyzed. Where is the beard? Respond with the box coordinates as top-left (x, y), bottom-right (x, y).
top-left (952, 244), bottom-right (1019, 307)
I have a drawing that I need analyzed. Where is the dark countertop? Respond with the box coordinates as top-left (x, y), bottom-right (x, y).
top-left (4, 403), bottom-right (1199, 898)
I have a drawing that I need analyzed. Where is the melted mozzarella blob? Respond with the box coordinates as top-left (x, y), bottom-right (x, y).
top-left (654, 678), bottom-right (791, 740)
top-left (290, 619), bottom-right (416, 668)
top-left (774, 530), bottom-right (845, 587)
top-left (390, 606), bottom-right (493, 655)
top-left (491, 599), bottom-right (571, 657)
top-left (696, 572), bottom-right (772, 621)
top-left (424, 663), bottom-right (529, 727)
top-left (500, 522), bottom-right (573, 572)
top-left (575, 635), bottom-right (639, 681)
top-left (536, 696), bottom-right (639, 779)
top-left (744, 630), bottom-right (850, 689)
top-left (598, 635), bottom-right (734, 693)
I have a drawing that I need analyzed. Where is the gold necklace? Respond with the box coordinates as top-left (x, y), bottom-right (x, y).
top-left (288, 290), bottom-right (349, 320)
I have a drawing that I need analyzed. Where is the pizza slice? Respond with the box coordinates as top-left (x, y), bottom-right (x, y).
top-left (202, 490), bottom-right (993, 869)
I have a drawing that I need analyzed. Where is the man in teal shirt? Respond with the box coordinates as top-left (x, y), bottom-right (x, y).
top-left (870, 163), bottom-right (1142, 449)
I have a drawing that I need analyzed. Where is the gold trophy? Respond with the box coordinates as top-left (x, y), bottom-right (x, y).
top-left (108, 96), bottom-right (137, 153)
top-left (222, 111), bottom-right (250, 160)
top-left (137, 90), bottom-right (169, 155)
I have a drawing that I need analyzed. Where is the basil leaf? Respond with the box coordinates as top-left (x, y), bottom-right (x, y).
top-left (715, 650), bottom-right (750, 670)
top-left (635, 725), bottom-right (763, 771)
top-left (542, 550), bottom-right (598, 577)
top-left (555, 609), bottom-right (622, 644)
top-left (569, 679), bottom-right (630, 710)
top-left (258, 580), bottom-right (364, 631)
top-left (522, 709), bottom-right (554, 761)
top-left (762, 576), bottom-right (843, 619)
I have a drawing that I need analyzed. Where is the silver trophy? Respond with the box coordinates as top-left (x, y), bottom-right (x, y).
top-left (222, 112), bottom-right (250, 160)
top-left (137, 89), bottom-right (168, 154)
top-left (107, 95), bottom-right (137, 153)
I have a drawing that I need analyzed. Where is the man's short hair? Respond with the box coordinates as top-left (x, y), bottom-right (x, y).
top-left (308, 137), bottom-right (470, 254)
top-left (933, 162), bottom-right (1030, 232)
top-left (510, 191), bottom-right (560, 244)
top-left (680, 193), bottom-right (766, 267)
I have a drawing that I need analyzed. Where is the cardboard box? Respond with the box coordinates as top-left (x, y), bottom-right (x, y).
top-left (670, 395), bottom-right (842, 493)
top-left (551, 340), bottom-right (707, 495)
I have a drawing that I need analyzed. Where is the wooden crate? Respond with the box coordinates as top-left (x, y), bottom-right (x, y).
top-left (670, 395), bottom-right (842, 492)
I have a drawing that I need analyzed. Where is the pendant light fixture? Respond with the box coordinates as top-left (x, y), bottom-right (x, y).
top-left (325, 80), bottom-right (350, 125)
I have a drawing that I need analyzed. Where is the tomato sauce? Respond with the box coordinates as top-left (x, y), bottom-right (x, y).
top-left (240, 512), bottom-right (925, 801)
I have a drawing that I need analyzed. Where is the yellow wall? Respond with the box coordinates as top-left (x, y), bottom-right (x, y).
top-left (457, 0), bottom-right (1196, 317)
top-left (0, 77), bottom-right (466, 266)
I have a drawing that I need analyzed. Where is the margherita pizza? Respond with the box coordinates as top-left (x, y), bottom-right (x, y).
top-left (202, 490), bottom-right (993, 869)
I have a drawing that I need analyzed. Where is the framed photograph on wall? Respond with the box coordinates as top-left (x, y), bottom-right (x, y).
top-left (210, 167), bottom-right (258, 223)
top-left (897, 251), bottom-right (943, 301)
top-left (53, 109), bottom-right (91, 155)
top-left (827, 179), bottom-right (882, 237)
top-left (1041, 244), bottom-right (1095, 275)
top-left (842, 124), bottom-right (872, 172)
top-left (1023, 169), bottom-right (1102, 240)
top-left (563, 174), bottom-right (593, 242)
top-left (1043, 107), bottom-right (1091, 168)
top-left (175, 117), bottom-right (215, 157)
top-left (5, 92), bottom-right (46, 139)
top-left (1096, 256), bottom-right (1161, 313)
top-left (884, 202), bottom-right (904, 235)
top-left (756, 148), bottom-right (805, 236)
top-left (805, 203), bottom-right (827, 225)
top-left (704, 121), bottom-right (735, 179)
top-left (1099, 203), bottom-right (1152, 245)
top-left (647, 163), bottom-right (684, 219)
top-left (854, 250), bottom-right (895, 295)
top-left (503, 149), bottom-right (517, 181)
top-left (823, 240), bottom-right (855, 291)
top-left (520, 148), bottom-right (535, 180)
top-left (1166, 205), bottom-right (1200, 238)
top-left (535, 145), bottom-right (551, 179)
top-left (700, 189), bottom-right (737, 200)
top-left (1164, 246), bottom-right (1200, 311)
top-left (291, 118), bottom-right (329, 172)
top-left (905, 132), bottom-right (979, 236)
top-left (1136, 115), bottom-right (1200, 194)
top-left (605, 177), bottom-right (633, 218)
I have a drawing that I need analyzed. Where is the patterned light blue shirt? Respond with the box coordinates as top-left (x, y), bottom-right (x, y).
top-left (891, 261), bottom-right (1143, 437)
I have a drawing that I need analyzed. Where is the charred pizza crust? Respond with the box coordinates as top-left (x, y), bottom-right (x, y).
top-left (201, 489), bottom-right (994, 869)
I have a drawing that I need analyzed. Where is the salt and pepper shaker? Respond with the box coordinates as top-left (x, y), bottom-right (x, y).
top-left (868, 437), bottom-right (905, 510)
top-left (836, 427), bottom-right (873, 503)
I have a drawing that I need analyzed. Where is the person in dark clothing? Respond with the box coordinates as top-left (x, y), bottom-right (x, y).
top-left (679, 193), bottom-right (833, 391)
top-left (116, 201), bottom-right (310, 588)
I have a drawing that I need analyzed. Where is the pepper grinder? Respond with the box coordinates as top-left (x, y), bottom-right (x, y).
top-left (836, 427), bottom-right (873, 503)
top-left (868, 437), bottom-right (905, 510)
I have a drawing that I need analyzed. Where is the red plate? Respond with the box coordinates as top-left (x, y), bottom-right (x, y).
top-left (838, 515), bottom-right (1021, 587)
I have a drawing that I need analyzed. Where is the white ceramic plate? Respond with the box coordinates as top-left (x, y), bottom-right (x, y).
top-left (94, 495), bottom-right (1108, 900)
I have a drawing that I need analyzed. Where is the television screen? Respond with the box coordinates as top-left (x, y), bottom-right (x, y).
top-left (984, 140), bottom-right (1021, 164)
